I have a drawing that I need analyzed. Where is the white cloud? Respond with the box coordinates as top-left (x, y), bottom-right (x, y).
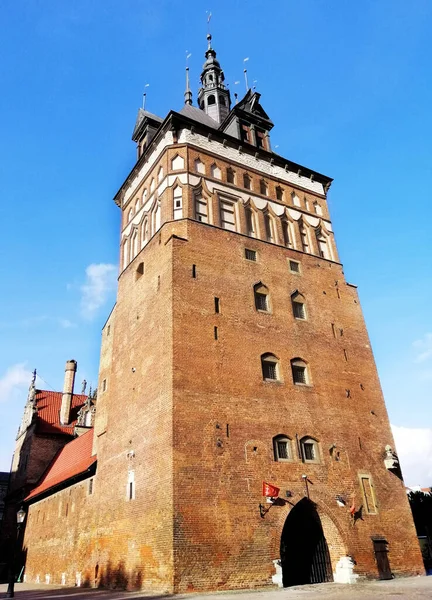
top-left (80, 263), bottom-right (117, 319)
top-left (392, 424), bottom-right (432, 488)
top-left (58, 318), bottom-right (76, 329)
top-left (413, 332), bottom-right (432, 363)
top-left (0, 364), bottom-right (31, 403)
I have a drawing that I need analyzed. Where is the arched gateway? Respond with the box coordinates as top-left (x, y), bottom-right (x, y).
top-left (280, 498), bottom-right (333, 586)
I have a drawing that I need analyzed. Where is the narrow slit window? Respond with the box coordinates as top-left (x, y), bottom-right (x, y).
top-left (192, 264), bottom-right (197, 278)
top-left (245, 206), bottom-right (256, 237)
top-left (214, 326), bottom-right (218, 340)
top-left (214, 297), bottom-right (220, 313)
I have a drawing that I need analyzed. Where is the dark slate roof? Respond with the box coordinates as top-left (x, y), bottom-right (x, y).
top-left (178, 104), bottom-right (219, 129)
top-left (132, 108), bottom-right (163, 139)
top-left (0, 472), bottom-right (9, 483)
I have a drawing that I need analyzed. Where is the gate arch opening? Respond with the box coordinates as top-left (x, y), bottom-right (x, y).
top-left (280, 498), bottom-right (333, 586)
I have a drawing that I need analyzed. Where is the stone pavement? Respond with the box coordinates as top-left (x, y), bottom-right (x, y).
top-left (0, 576), bottom-right (431, 600)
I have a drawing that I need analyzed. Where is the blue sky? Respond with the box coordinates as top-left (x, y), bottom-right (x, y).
top-left (0, 1), bottom-right (431, 485)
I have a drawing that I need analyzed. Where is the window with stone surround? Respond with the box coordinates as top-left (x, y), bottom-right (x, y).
top-left (195, 195), bottom-right (209, 223)
top-left (291, 292), bottom-right (306, 320)
top-left (300, 437), bottom-right (320, 463)
top-left (359, 474), bottom-right (378, 514)
top-left (254, 283), bottom-right (270, 312)
top-left (273, 435), bottom-right (293, 461)
top-left (220, 198), bottom-right (236, 231)
top-left (245, 205), bottom-right (256, 237)
top-left (291, 358), bottom-right (309, 385)
top-left (173, 186), bottom-right (183, 220)
top-left (261, 353), bottom-right (280, 381)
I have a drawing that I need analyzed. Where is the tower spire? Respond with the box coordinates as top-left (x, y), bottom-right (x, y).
top-left (197, 32), bottom-right (231, 124)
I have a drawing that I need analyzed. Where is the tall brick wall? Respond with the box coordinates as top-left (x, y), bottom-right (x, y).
top-left (20, 138), bottom-right (424, 592)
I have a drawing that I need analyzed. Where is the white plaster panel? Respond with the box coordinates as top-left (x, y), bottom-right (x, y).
top-left (188, 174), bottom-right (202, 186)
top-left (254, 198), bottom-right (268, 210)
top-left (123, 132), bottom-right (174, 204)
top-left (305, 215), bottom-right (320, 227)
top-left (272, 203), bottom-right (285, 217)
top-left (288, 208), bottom-right (302, 221)
top-left (168, 173), bottom-right (188, 186)
top-left (178, 129), bottom-right (326, 195)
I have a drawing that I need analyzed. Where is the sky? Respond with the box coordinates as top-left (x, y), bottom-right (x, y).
top-left (0, 0), bottom-right (431, 486)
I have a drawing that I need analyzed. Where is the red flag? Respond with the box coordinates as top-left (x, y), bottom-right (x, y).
top-left (349, 501), bottom-right (356, 515)
top-left (262, 481), bottom-right (280, 498)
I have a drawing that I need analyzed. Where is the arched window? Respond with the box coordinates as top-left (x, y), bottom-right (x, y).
top-left (219, 95), bottom-right (226, 106)
top-left (254, 283), bottom-right (270, 312)
top-left (141, 219), bottom-right (149, 247)
top-left (281, 218), bottom-right (292, 248)
top-left (142, 189), bottom-right (148, 205)
top-left (207, 94), bottom-right (216, 105)
top-left (243, 173), bottom-right (251, 190)
top-left (122, 238), bottom-right (129, 269)
top-left (273, 435), bottom-right (293, 462)
top-left (173, 186), bottom-right (183, 220)
top-left (132, 230), bottom-right (138, 258)
top-left (291, 358), bottom-right (309, 385)
top-left (299, 220), bottom-right (310, 253)
top-left (245, 205), bottom-right (256, 237)
top-left (128, 208), bottom-right (134, 223)
top-left (157, 166), bottom-right (164, 183)
top-left (291, 292), bottom-right (306, 320)
top-left (195, 194), bottom-right (209, 223)
top-left (264, 212), bottom-right (275, 243)
top-left (291, 192), bottom-right (301, 207)
top-left (194, 158), bottom-right (205, 174)
top-left (260, 180), bottom-right (268, 196)
top-left (316, 229), bottom-right (331, 260)
top-left (154, 201), bottom-right (161, 232)
top-left (208, 74), bottom-right (214, 83)
top-left (150, 178), bottom-right (155, 193)
top-left (135, 198), bottom-right (140, 214)
top-left (313, 201), bottom-right (323, 216)
top-left (300, 437), bottom-right (320, 463)
top-left (171, 155), bottom-right (184, 170)
top-left (261, 353), bottom-right (280, 381)
top-left (276, 186), bottom-right (284, 201)
top-left (211, 163), bottom-right (221, 179)
top-left (227, 167), bottom-right (235, 184)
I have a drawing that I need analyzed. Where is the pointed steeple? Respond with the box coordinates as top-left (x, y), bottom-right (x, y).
top-left (184, 67), bottom-right (193, 106)
top-left (197, 34), bottom-right (231, 124)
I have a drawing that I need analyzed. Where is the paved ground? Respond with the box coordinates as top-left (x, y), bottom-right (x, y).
top-left (1, 576), bottom-right (431, 600)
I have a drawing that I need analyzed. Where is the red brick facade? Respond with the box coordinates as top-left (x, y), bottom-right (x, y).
top-left (20, 71), bottom-right (424, 591)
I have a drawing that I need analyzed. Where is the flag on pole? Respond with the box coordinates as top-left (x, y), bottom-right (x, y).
top-left (262, 481), bottom-right (280, 498)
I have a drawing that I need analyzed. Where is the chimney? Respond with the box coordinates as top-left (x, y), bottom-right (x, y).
top-left (60, 360), bottom-right (77, 425)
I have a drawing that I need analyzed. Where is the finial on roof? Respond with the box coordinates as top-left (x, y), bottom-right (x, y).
top-left (185, 51), bottom-right (193, 106)
top-left (31, 369), bottom-right (36, 386)
top-left (82, 379), bottom-right (87, 394)
top-left (207, 33), bottom-right (212, 50)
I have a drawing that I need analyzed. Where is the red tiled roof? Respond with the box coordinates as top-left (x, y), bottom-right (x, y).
top-left (25, 429), bottom-right (96, 501)
top-left (35, 390), bottom-right (87, 435)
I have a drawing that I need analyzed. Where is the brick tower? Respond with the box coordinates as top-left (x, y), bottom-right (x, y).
top-left (21, 34), bottom-right (424, 592)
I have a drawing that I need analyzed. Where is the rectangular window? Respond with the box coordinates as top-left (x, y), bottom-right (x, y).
top-left (227, 168), bottom-right (235, 184)
top-left (277, 441), bottom-right (289, 460)
top-left (360, 475), bottom-right (377, 514)
top-left (195, 196), bottom-right (208, 223)
top-left (289, 260), bottom-right (300, 273)
top-left (220, 200), bottom-right (236, 231)
top-left (241, 124), bottom-right (252, 144)
top-left (303, 443), bottom-right (315, 461)
top-left (255, 293), bottom-right (268, 312)
top-left (256, 129), bottom-right (267, 150)
top-left (292, 365), bottom-right (306, 384)
top-left (192, 264), bottom-right (196, 278)
top-left (214, 326), bottom-right (218, 340)
top-left (293, 302), bottom-right (306, 320)
top-left (214, 297), bottom-right (220, 313)
top-left (245, 249), bottom-right (257, 261)
top-left (263, 362), bottom-right (277, 380)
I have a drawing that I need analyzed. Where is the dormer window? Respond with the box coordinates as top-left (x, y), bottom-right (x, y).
top-left (256, 129), bottom-right (268, 150)
top-left (240, 123), bottom-right (252, 144)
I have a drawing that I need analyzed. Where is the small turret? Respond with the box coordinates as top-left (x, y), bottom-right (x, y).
top-left (197, 34), bottom-right (231, 124)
